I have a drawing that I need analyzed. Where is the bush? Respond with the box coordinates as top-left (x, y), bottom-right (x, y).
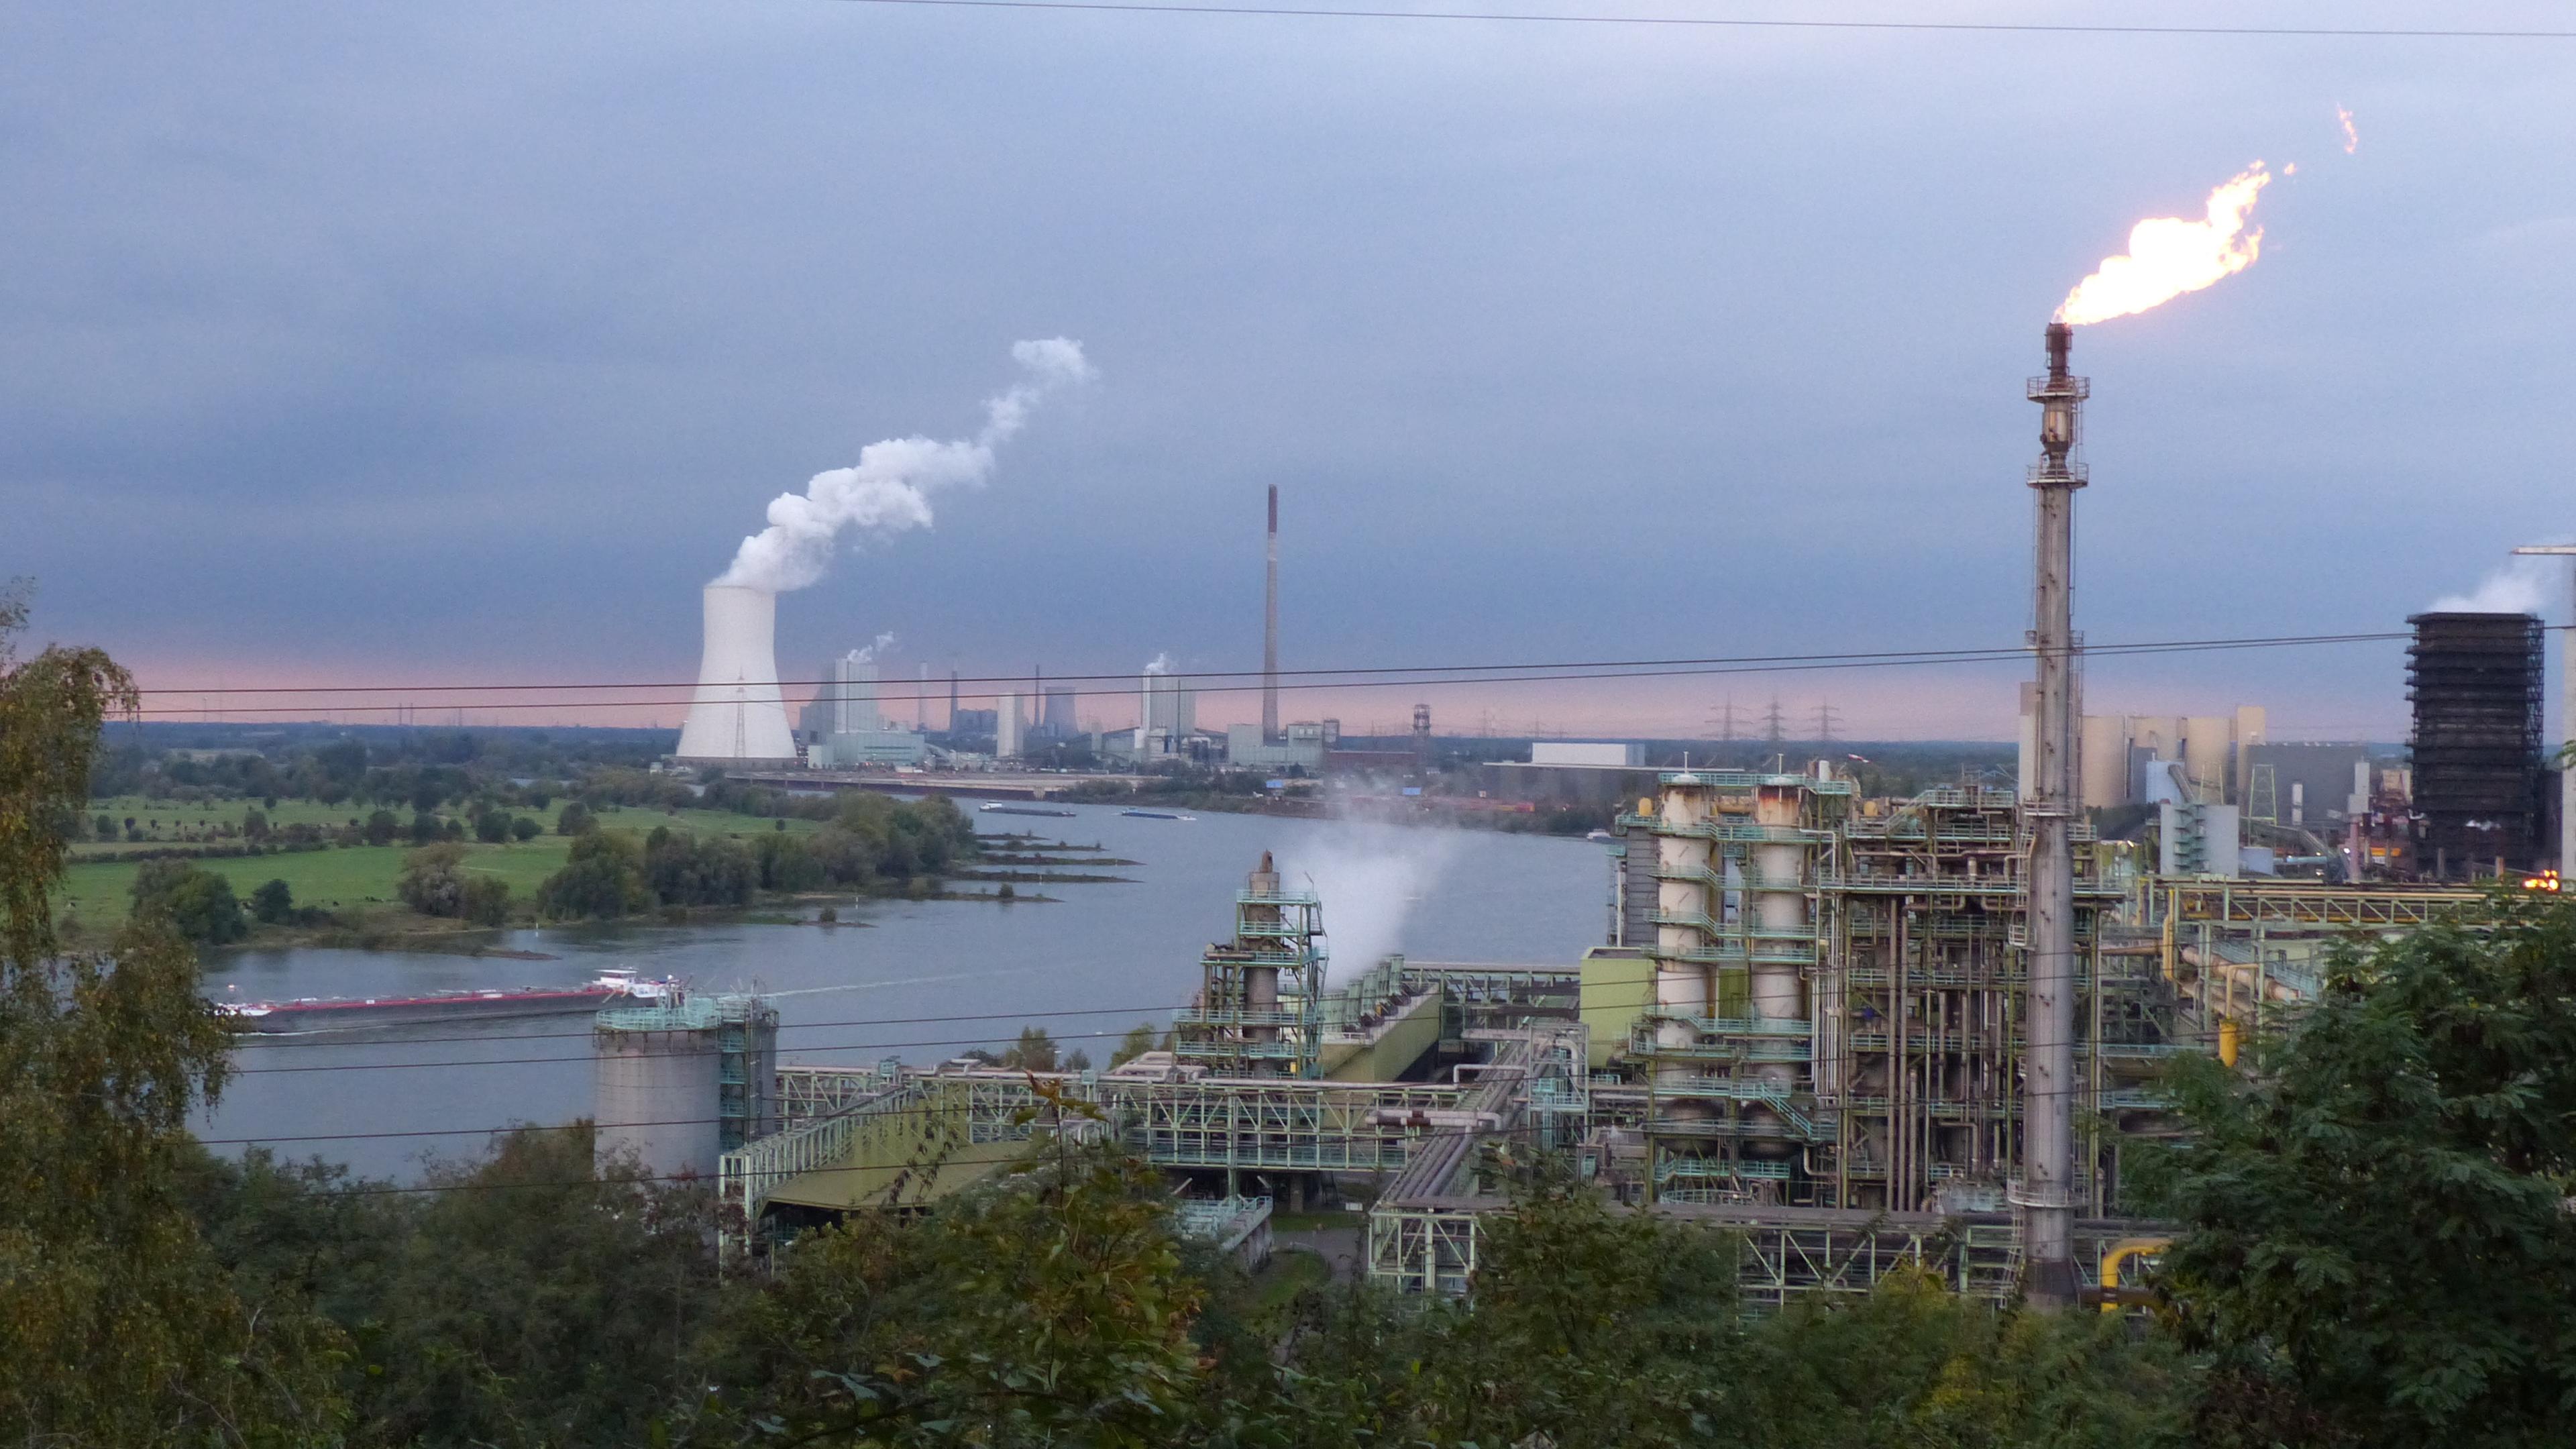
top-left (249, 878), bottom-right (295, 924)
top-left (536, 833), bottom-right (648, 920)
top-left (397, 843), bottom-right (470, 917)
top-left (555, 801), bottom-right (597, 837)
top-left (472, 808), bottom-right (510, 845)
top-left (128, 859), bottom-right (245, 945)
top-left (363, 809), bottom-right (398, 847)
top-left (460, 875), bottom-right (510, 928)
top-left (508, 816), bottom-right (541, 843)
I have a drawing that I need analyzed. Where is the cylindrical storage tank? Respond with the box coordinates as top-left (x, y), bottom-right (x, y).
top-left (595, 1004), bottom-right (724, 1179)
top-left (676, 585), bottom-right (800, 765)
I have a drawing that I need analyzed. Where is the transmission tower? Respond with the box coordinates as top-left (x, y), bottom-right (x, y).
top-left (1706, 698), bottom-right (1741, 742)
top-left (1763, 698), bottom-right (1786, 746)
top-left (1813, 700), bottom-right (1841, 745)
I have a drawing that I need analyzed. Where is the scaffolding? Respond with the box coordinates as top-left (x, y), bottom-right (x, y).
top-left (1173, 853), bottom-right (1329, 1077)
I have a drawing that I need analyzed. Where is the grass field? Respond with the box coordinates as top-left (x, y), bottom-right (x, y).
top-left (57, 800), bottom-right (824, 931)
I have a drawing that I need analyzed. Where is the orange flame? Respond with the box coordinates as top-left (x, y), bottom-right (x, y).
top-left (2337, 105), bottom-right (2358, 154)
top-left (2055, 163), bottom-right (2272, 327)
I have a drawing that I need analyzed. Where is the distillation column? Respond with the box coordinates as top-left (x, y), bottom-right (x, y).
top-left (1245, 852), bottom-right (1283, 1045)
top-left (1746, 783), bottom-right (1811, 1150)
top-left (1654, 775), bottom-right (1716, 1125)
top-left (2019, 321), bottom-right (2086, 1308)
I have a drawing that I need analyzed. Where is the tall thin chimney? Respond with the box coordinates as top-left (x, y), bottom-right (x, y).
top-left (1263, 485), bottom-right (1280, 742)
top-left (2019, 320), bottom-right (2087, 1310)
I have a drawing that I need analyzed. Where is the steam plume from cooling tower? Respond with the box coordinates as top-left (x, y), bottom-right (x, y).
top-left (714, 339), bottom-right (1095, 593)
top-left (1143, 652), bottom-right (1174, 676)
top-left (2055, 164), bottom-right (2273, 326)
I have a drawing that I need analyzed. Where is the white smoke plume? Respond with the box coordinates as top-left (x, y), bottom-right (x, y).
top-left (1142, 652), bottom-right (1175, 676)
top-left (851, 631), bottom-right (898, 665)
top-left (1281, 826), bottom-right (1464, 986)
top-left (715, 338), bottom-right (1095, 592)
top-left (2434, 556), bottom-right (2559, 615)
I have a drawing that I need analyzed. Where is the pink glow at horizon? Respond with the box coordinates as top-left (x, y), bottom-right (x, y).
top-left (124, 651), bottom-right (2039, 741)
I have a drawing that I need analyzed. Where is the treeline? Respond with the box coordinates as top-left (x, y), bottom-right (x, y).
top-left (162, 1137), bottom-right (2190, 1449)
top-left (533, 792), bottom-right (975, 921)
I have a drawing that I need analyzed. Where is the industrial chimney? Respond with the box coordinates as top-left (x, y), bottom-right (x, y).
top-left (1263, 485), bottom-right (1280, 743)
top-left (674, 584), bottom-right (800, 766)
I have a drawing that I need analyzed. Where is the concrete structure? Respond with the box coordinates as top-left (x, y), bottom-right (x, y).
top-left (1038, 686), bottom-right (1077, 739)
top-left (996, 692), bottom-right (1026, 761)
top-left (2023, 699), bottom-right (2267, 810)
top-left (594, 992), bottom-right (779, 1179)
top-left (2241, 743), bottom-right (2372, 828)
top-left (675, 586), bottom-right (799, 766)
top-left (1137, 669), bottom-right (1195, 758)
top-left (1533, 741), bottom-right (1644, 767)
top-left (1226, 720), bottom-right (1327, 774)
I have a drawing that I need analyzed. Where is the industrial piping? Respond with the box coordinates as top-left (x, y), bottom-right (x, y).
top-left (2018, 321), bottom-right (2086, 1308)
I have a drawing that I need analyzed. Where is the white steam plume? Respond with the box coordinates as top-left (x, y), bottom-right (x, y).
top-left (715, 339), bottom-right (1095, 592)
top-left (852, 631), bottom-right (898, 665)
top-left (2434, 556), bottom-right (2558, 615)
top-left (1281, 826), bottom-right (1464, 986)
top-left (1143, 652), bottom-right (1175, 676)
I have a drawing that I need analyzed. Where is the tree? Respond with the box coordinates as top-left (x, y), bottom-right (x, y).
top-left (362, 808), bottom-right (398, 847)
top-left (2141, 892), bottom-right (2576, 1448)
top-left (250, 877), bottom-right (295, 924)
top-left (556, 800), bottom-right (597, 836)
top-left (243, 805), bottom-right (270, 841)
top-left (1111, 1022), bottom-right (1161, 1067)
top-left (352, 1128), bottom-right (716, 1446)
top-left (535, 833), bottom-right (649, 921)
top-left (0, 581), bottom-right (346, 1440)
top-left (396, 842), bottom-right (470, 918)
top-left (460, 875), bottom-right (510, 928)
top-left (700, 1147), bottom-right (1206, 1446)
top-left (1002, 1024), bottom-right (1060, 1072)
top-left (472, 806), bottom-right (510, 844)
top-left (509, 815), bottom-right (541, 843)
top-left (129, 858), bottom-right (246, 945)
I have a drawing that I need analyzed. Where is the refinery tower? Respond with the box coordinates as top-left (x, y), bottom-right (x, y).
top-left (674, 584), bottom-right (800, 766)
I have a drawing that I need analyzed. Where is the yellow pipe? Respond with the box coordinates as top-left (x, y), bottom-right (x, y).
top-left (2217, 1018), bottom-right (2239, 1067)
top-left (2099, 1237), bottom-right (2171, 1312)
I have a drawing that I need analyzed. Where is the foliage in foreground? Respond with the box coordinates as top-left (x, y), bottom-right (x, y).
top-left (2142, 888), bottom-right (2576, 1449)
top-left (0, 583), bottom-right (349, 1444)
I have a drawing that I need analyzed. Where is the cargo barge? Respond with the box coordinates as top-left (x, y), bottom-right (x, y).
top-left (215, 969), bottom-right (676, 1034)
top-left (978, 803), bottom-right (1077, 818)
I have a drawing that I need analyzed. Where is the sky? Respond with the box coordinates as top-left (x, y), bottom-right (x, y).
top-left (5, 1), bottom-right (2574, 741)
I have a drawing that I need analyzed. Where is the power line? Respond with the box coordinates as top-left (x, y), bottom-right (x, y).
top-left (820, 0), bottom-right (2576, 42)
top-left (125, 630), bottom-right (2413, 718)
top-left (127, 629), bottom-right (2409, 696)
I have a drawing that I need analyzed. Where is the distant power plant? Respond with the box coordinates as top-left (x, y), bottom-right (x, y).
top-left (675, 585), bottom-right (798, 765)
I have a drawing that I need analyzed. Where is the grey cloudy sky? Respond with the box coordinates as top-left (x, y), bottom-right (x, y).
top-left (6, 2), bottom-right (2573, 739)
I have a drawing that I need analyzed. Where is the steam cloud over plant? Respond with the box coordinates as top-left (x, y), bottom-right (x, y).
top-left (715, 339), bottom-right (1095, 592)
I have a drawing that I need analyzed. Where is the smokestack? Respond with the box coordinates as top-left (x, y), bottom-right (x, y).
top-left (1264, 485), bottom-right (1280, 743)
top-left (2019, 320), bottom-right (2088, 1309)
top-left (675, 586), bottom-right (799, 765)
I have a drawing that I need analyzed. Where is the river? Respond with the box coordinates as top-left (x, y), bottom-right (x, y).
top-left (199, 804), bottom-right (1611, 1180)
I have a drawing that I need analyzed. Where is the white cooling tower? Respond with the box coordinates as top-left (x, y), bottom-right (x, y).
top-left (674, 585), bottom-right (800, 765)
